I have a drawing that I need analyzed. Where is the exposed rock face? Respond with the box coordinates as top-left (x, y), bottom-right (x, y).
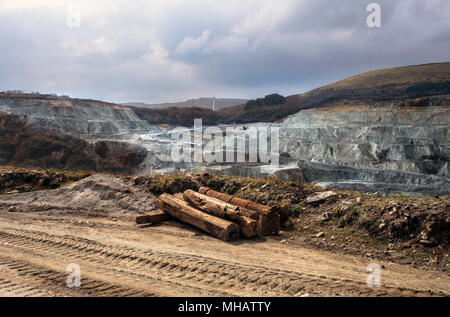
top-left (275, 100), bottom-right (450, 194)
top-left (129, 100), bottom-right (449, 195)
top-left (1, 93), bottom-right (448, 195)
top-left (0, 93), bottom-right (155, 138)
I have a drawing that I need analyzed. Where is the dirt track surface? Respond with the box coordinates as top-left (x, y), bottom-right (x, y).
top-left (0, 174), bottom-right (448, 297)
top-left (0, 210), bottom-right (449, 297)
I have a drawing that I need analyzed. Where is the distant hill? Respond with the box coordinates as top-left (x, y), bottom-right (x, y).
top-left (218, 62), bottom-right (450, 123)
top-left (3, 62), bottom-right (448, 128)
top-left (131, 106), bottom-right (221, 127)
top-left (124, 97), bottom-right (248, 111)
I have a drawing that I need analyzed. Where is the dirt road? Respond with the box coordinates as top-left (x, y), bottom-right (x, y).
top-left (0, 208), bottom-right (448, 297)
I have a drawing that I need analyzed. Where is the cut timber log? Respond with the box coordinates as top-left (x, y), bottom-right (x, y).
top-left (183, 189), bottom-right (258, 220)
top-left (183, 190), bottom-right (257, 238)
top-left (136, 210), bottom-right (169, 225)
top-left (198, 187), bottom-right (280, 235)
top-left (199, 187), bottom-right (273, 214)
top-left (155, 193), bottom-right (240, 241)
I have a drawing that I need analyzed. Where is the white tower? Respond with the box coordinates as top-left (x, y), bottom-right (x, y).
top-left (212, 96), bottom-right (223, 111)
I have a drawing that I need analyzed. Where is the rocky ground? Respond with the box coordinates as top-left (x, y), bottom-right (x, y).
top-left (0, 167), bottom-right (448, 297)
top-left (2, 168), bottom-right (448, 273)
top-left (134, 173), bottom-right (450, 272)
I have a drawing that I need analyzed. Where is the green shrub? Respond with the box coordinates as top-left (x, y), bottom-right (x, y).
top-left (291, 206), bottom-right (301, 217)
top-left (225, 185), bottom-right (238, 195)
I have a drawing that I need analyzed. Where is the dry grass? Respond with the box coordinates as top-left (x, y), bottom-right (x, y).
top-left (312, 62), bottom-right (450, 92)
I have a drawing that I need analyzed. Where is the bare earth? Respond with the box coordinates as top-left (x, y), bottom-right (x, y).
top-left (0, 175), bottom-right (448, 297)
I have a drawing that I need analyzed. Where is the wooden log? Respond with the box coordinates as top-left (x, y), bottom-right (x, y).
top-left (199, 187), bottom-right (273, 215)
top-left (198, 187), bottom-right (280, 235)
top-left (184, 190), bottom-right (258, 220)
top-left (136, 210), bottom-right (170, 225)
top-left (183, 190), bottom-right (257, 238)
top-left (173, 192), bottom-right (184, 200)
top-left (155, 193), bottom-right (240, 241)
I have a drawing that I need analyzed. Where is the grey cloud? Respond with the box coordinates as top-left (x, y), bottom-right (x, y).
top-left (0, 0), bottom-right (449, 103)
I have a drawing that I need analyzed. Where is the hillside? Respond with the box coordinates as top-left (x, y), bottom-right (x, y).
top-left (0, 113), bottom-right (146, 173)
top-left (217, 62), bottom-right (450, 123)
top-left (131, 106), bottom-right (221, 127)
top-left (126, 62), bottom-right (450, 126)
top-left (124, 97), bottom-right (248, 111)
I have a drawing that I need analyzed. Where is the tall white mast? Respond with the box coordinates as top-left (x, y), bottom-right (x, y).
top-left (212, 96), bottom-right (223, 111)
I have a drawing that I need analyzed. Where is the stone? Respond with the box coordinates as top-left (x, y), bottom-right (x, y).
top-left (338, 200), bottom-right (353, 212)
top-left (420, 239), bottom-right (434, 246)
top-left (315, 232), bottom-right (324, 238)
top-left (306, 191), bottom-right (337, 204)
top-left (316, 212), bottom-right (331, 222)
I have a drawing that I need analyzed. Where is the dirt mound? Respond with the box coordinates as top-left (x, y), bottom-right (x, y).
top-left (358, 199), bottom-right (449, 246)
top-left (0, 166), bottom-right (91, 194)
top-left (133, 173), bottom-right (320, 205)
top-left (0, 174), bottom-right (156, 214)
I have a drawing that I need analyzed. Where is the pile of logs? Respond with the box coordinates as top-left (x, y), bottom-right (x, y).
top-left (136, 186), bottom-right (285, 241)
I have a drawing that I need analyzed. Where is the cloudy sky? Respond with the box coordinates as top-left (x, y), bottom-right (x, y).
top-left (0, 0), bottom-right (449, 103)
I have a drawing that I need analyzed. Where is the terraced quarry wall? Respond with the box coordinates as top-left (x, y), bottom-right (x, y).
top-left (0, 94), bottom-right (154, 138)
top-left (1, 90), bottom-right (448, 195)
top-left (276, 100), bottom-right (450, 194)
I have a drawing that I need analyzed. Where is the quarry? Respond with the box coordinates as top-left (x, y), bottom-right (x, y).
top-left (0, 63), bottom-right (448, 298)
top-left (1, 90), bottom-right (449, 196)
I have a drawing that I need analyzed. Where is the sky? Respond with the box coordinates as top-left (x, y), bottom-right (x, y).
top-left (0, 0), bottom-right (449, 103)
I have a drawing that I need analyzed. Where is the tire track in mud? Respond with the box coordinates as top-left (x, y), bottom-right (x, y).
top-left (0, 226), bottom-right (440, 297)
top-left (0, 255), bottom-right (156, 297)
top-left (0, 276), bottom-right (49, 297)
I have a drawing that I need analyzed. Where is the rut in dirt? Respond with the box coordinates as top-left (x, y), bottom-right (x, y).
top-left (0, 226), bottom-right (440, 297)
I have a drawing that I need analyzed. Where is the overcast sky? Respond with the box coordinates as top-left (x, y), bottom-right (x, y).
top-left (0, 0), bottom-right (449, 103)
